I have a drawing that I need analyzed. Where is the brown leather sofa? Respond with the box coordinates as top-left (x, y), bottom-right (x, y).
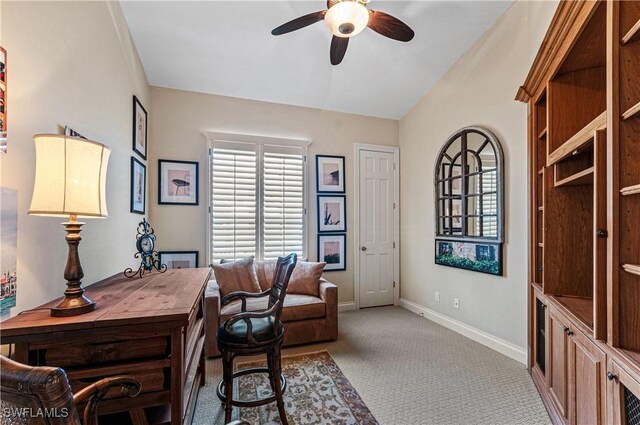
top-left (205, 275), bottom-right (338, 357)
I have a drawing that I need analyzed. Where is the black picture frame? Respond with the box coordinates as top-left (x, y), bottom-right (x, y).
top-left (316, 154), bottom-right (345, 193)
top-left (130, 156), bottom-right (146, 214)
top-left (132, 95), bottom-right (147, 160)
top-left (158, 159), bottom-right (199, 205)
top-left (434, 239), bottom-right (503, 276)
top-left (317, 194), bottom-right (347, 233)
top-left (159, 251), bottom-right (199, 269)
top-left (317, 233), bottom-right (346, 271)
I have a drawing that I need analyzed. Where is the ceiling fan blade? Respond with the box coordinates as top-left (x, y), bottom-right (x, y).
top-left (330, 36), bottom-right (349, 65)
top-left (367, 10), bottom-right (415, 42)
top-left (271, 11), bottom-right (326, 36)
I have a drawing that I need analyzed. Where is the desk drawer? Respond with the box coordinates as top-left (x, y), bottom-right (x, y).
top-left (33, 335), bottom-right (170, 368)
top-left (66, 359), bottom-right (171, 400)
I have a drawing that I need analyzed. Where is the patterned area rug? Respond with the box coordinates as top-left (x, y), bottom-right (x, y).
top-left (233, 350), bottom-right (378, 425)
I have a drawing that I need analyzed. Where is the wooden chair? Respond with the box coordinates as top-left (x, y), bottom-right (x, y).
top-left (0, 355), bottom-right (140, 425)
top-left (216, 253), bottom-right (297, 425)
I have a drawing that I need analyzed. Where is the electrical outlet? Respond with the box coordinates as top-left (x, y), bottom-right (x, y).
top-left (454, 298), bottom-right (460, 310)
top-left (435, 291), bottom-right (440, 302)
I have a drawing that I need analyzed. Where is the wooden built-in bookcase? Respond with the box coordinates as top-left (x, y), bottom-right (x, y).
top-left (518, 1), bottom-right (640, 424)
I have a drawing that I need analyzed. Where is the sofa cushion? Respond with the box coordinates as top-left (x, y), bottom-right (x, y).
top-left (255, 260), bottom-right (325, 296)
top-left (220, 294), bottom-right (326, 323)
top-left (255, 260), bottom-right (277, 291)
top-left (288, 262), bottom-right (326, 297)
top-left (212, 256), bottom-right (261, 298)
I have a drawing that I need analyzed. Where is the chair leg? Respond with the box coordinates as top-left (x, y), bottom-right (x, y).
top-left (222, 350), bottom-right (234, 423)
top-left (272, 345), bottom-right (288, 425)
top-left (266, 350), bottom-right (277, 396)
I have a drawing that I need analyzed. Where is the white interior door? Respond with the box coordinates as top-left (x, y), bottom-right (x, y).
top-left (358, 149), bottom-right (395, 308)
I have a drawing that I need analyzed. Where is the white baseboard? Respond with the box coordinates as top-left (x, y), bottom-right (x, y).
top-left (399, 298), bottom-right (527, 365)
top-left (338, 302), bottom-right (357, 312)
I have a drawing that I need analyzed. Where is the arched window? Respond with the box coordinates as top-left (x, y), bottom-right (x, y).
top-left (434, 127), bottom-right (504, 242)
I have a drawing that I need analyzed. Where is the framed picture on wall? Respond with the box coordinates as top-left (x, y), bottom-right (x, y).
top-left (159, 251), bottom-right (199, 269)
top-left (316, 155), bottom-right (345, 193)
top-left (132, 95), bottom-right (147, 159)
top-left (317, 195), bottom-right (346, 233)
top-left (318, 233), bottom-right (346, 271)
top-left (158, 159), bottom-right (199, 205)
top-left (434, 239), bottom-right (502, 276)
top-left (130, 157), bottom-right (146, 214)
top-left (1, 46), bottom-right (7, 154)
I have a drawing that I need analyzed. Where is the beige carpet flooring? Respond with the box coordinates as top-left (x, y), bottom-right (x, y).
top-left (193, 306), bottom-right (550, 425)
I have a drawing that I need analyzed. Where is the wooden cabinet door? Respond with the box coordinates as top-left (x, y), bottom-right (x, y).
top-left (549, 307), bottom-right (570, 423)
top-left (568, 329), bottom-right (606, 425)
top-left (607, 359), bottom-right (640, 424)
top-left (532, 292), bottom-right (548, 383)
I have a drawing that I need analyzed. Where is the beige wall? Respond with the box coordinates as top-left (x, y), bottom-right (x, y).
top-left (399, 0), bottom-right (557, 349)
top-left (0, 1), bottom-right (149, 318)
top-left (149, 87), bottom-right (398, 302)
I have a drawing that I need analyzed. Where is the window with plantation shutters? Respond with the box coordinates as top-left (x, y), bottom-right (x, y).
top-left (209, 138), bottom-right (307, 263)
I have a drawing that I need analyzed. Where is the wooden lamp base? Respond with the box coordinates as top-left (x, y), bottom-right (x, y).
top-left (51, 216), bottom-right (96, 317)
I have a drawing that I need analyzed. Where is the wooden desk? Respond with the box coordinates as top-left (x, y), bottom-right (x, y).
top-left (0, 268), bottom-right (212, 425)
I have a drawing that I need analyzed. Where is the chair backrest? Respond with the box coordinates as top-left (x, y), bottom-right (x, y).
top-left (268, 253), bottom-right (298, 322)
top-left (0, 356), bottom-right (82, 425)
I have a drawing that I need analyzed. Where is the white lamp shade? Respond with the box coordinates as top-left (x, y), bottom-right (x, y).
top-left (29, 134), bottom-right (111, 218)
top-left (325, 1), bottom-right (370, 38)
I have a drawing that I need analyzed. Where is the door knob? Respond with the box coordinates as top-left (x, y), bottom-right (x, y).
top-left (607, 372), bottom-right (617, 381)
top-left (361, 246), bottom-right (367, 251)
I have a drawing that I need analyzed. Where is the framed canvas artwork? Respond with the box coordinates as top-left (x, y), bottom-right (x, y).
top-left (317, 195), bottom-right (346, 233)
top-left (130, 157), bottom-right (146, 214)
top-left (318, 233), bottom-right (346, 271)
top-left (158, 159), bottom-right (199, 205)
top-left (1, 188), bottom-right (17, 311)
top-left (1, 46), bottom-right (7, 153)
top-left (316, 155), bottom-right (345, 193)
top-left (132, 95), bottom-right (147, 159)
top-left (160, 251), bottom-right (199, 269)
top-left (434, 239), bottom-right (502, 276)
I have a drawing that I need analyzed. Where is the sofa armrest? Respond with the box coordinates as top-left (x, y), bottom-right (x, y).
top-left (204, 280), bottom-right (221, 357)
top-left (319, 279), bottom-right (336, 303)
top-left (319, 279), bottom-right (338, 340)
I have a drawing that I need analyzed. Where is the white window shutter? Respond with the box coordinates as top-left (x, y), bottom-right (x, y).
top-left (210, 145), bottom-right (258, 262)
top-left (262, 147), bottom-right (305, 260)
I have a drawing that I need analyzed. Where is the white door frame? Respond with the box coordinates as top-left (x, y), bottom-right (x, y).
top-left (354, 143), bottom-right (400, 309)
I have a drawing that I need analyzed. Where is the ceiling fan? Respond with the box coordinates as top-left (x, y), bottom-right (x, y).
top-left (271, 0), bottom-right (415, 65)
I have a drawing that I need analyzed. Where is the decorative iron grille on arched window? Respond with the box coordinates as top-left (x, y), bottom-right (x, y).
top-left (434, 127), bottom-right (504, 275)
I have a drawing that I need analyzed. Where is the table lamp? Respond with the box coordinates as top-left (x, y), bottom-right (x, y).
top-left (28, 134), bottom-right (111, 317)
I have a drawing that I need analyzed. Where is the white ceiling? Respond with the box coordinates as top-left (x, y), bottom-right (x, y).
top-left (120, 1), bottom-right (513, 120)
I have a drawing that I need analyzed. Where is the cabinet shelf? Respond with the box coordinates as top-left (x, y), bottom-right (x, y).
top-left (622, 264), bottom-right (640, 276)
top-left (622, 18), bottom-right (640, 45)
top-left (553, 295), bottom-right (594, 329)
top-left (538, 206), bottom-right (544, 211)
top-left (620, 184), bottom-right (640, 196)
top-left (622, 101), bottom-right (640, 121)
top-left (538, 243), bottom-right (544, 248)
top-left (554, 166), bottom-right (594, 187)
top-left (548, 111), bottom-right (606, 166)
top-left (538, 168), bottom-right (544, 175)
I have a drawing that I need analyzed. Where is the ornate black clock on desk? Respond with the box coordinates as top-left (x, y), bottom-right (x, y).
top-left (124, 219), bottom-right (167, 278)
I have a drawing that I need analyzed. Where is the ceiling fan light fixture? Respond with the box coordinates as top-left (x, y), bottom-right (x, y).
top-left (324, 1), bottom-right (369, 38)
